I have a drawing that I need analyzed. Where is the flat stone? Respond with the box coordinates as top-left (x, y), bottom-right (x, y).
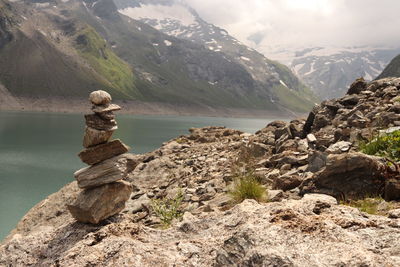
top-left (307, 134), bottom-right (317, 143)
top-left (97, 111), bottom-right (115, 120)
top-left (325, 141), bottom-right (352, 154)
top-left (379, 126), bottom-right (400, 134)
top-left (89, 90), bottom-right (112, 105)
top-left (83, 126), bottom-right (114, 148)
top-left (67, 180), bottom-right (132, 224)
top-left (78, 139), bottom-right (130, 165)
top-left (273, 174), bottom-right (303, 191)
top-left (85, 113), bottom-right (117, 131)
top-left (302, 193), bottom-right (338, 205)
top-left (207, 194), bottom-right (232, 208)
top-left (92, 103), bottom-right (121, 113)
top-left (74, 154), bottom-right (129, 189)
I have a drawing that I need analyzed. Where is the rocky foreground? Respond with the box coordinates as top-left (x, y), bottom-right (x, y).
top-left (1, 77), bottom-right (400, 266)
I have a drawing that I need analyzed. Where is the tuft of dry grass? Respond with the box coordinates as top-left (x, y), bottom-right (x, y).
top-left (229, 173), bottom-right (267, 203)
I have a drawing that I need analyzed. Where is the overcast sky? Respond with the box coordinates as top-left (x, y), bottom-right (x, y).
top-left (186, 0), bottom-right (400, 51)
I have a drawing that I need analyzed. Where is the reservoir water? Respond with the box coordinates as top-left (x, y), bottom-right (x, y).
top-left (0, 111), bottom-right (278, 241)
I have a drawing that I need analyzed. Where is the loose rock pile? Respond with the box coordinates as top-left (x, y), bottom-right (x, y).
top-left (67, 90), bottom-right (133, 224)
top-left (249, 77), bottom-right (400, 200)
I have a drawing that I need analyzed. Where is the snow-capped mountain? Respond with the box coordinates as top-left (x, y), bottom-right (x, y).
top-left (114, 0), bottom-right (399, 102)
top-left (289, 47), bottom-right (400, 99)
top-left (260, 46), bottom-right (400, 100)
top-left (114, 0), bottom-right (317, 109)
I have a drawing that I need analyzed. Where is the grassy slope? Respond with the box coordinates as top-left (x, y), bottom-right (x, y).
top-left (72, 25), bottom-right (141, 99)
top-left (0, 29), bottom-right (107, 97)
top-left (377, 54), bottom-right (400, 79)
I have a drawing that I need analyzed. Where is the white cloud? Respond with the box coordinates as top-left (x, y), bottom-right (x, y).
top-left (185, 0), bottom-right (400, 50)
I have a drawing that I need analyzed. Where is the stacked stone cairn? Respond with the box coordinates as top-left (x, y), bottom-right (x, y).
top-left (67, 90), bottom-right (133, 224)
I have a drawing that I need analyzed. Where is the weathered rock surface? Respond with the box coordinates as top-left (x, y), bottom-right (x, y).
top-left (84, 113), bottom-right (118, 131)
top-left (385, 178), bottom-right (400, 201)
top-left (74, 154), bottom-right (130, 189)
top-left (2, 195), bottom-right (400, 266)
top-left (67, 181), bottom-right (132, 224)
top-left (82, 126), bottom-right (114, 148)
top-left (347, 77), bottom-right (367, 95)
top-left (78, 139), bottom-right (129, 165)
top-left (89, 90), bottom-right (112, 105)
top-left (300, 153), bottom-right (387, 199)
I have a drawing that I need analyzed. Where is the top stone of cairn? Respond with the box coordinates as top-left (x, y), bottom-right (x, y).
top-left (89, 90), bottom-right (112, 105)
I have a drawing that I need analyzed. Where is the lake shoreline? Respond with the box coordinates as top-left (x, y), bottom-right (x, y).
top-left (0, 111), bottom-right (279, 241)
top-left (0, 96), bottom-right (303, 119)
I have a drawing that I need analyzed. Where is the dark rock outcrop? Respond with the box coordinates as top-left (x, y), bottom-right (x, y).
top-left (347, 77), bottom-right (367, 95)
top-left (300, 153), bottom-right (386, 199)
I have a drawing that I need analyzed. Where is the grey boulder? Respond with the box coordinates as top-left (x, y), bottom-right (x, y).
top-left (67, 180), bottom-right (132, 224)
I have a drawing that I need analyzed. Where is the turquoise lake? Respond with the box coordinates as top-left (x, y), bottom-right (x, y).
top-left (0, 111), bottom-right (279, 241)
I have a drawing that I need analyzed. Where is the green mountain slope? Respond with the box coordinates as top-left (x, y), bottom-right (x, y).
top-left (0, 0), bottom-right (317, 113)
top-left (72, 25), bottom-right (140, 99)
top-left (377, 54), bottom-right (400, 79)
top-left (0, 0), bottom-right (140, 99)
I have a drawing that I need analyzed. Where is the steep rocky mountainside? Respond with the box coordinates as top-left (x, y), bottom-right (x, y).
top-left (378, 54), bottom-right (400, 79)
top-left (0, 82), bottom-right (20, 109)
top-left (288, 47), bottom-right (400, 100)
top-left (114, 0), bottom-right (317, 112)
top-left (0, 0), bottom-right (316, 113)
top-left (1, 77), bottom-right (400, 266)
top-left (0, 0), bottom-right (139, 99)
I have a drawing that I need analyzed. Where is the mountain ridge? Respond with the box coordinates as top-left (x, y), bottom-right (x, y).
top-left (261, 45), bottom-right (400, 100)
top-left (377, 54), bottom-right (400, 79)
top-left (0, 0), bottom-right (316, 114)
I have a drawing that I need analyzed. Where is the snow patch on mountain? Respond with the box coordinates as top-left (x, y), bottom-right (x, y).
top-left (119, 4), bottom-right (196, 27)
top-left (286, 46), bottom-right (400, 99)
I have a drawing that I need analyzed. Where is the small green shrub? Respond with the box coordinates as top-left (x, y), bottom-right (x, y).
top-left (229, 173), bottom-right (267, 203)
top-left (151, 190), bottom-right (184, 227)
top-left (359, 130), bottom-right (400, 162)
